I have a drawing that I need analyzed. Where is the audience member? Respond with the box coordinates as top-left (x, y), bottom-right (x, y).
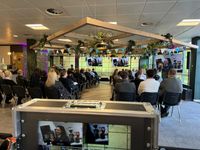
top-left (162, 58), bottom-right (173, 79)
top-left (3, 70), bottom-right (16, 86)
top-left (16, 69), bottom-right (28, 87)
top-left (159, 68), bottom-right (183, 117)
top-left (30, 68), bottom-right (41, 87)
top-left (45, 70), bottom-right (71, 99)
top-left (138, 69), bottom-right (160, 96)
top-left (132, 72), bottom-right (144, 96)
top-left (114, 71), bottom-right (136, 101)
top-left (138, 68), bottom-right (146, 80)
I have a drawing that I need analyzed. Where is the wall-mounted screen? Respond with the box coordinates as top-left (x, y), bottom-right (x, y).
top-left (87, 57), bottom-right (102, 66)
top-left (112, 57), bottom-right (129, 67)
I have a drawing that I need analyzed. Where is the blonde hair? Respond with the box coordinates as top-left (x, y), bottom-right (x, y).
top-left (0, 70), bottom-right (5, 78)
top-left (4, 70), bottom-right (12, 79)
top-left (45, 70), bottom-right (58, 87)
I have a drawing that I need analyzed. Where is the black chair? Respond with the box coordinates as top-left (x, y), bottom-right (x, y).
top-left (162, 92), bottom-right (182, 122)
top-left (0, 84), bottom-right (14, 107)
top-left (140, 92), bottom-right (159, 106)
top-left (115, 92), bottom-right (136, 102)
top-left (28, 87), bottom-right (43, 99)
top-left (12, 85), bottom-right (28, 104)
top-left (45, 86), bottom-right (60, 99)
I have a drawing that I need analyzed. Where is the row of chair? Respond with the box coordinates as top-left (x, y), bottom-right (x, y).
top-left (0, 84), bottom-right (43, 107)
top-left (115, 91), bottom-right (182, 122)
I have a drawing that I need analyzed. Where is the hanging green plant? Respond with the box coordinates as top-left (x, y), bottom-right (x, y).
top-left (38, 34), bottom-right (51, 49)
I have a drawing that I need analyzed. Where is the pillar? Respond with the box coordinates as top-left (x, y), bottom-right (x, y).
top-left (26, 39), bottom-right (37, 78)
top-left (191, 37), bottom-right (200, 99)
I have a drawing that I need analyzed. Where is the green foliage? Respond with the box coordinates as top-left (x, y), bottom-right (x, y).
top-left (38, 34), bottom-right (51, 49)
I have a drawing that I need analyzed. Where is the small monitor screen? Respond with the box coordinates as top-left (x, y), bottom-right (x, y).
top-left (85, 123), bottom-right (109, 145)
top-left (38, 121), bottom-right (83, 149)
top-left (87, 57), bottom-right (102, 66)
top-left (112, 57), bottom-right (128, 67)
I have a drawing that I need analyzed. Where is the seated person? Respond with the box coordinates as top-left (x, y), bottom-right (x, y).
top-left (138, 69), bottom-right (160, 96)
top-left (2, 70), bottom-right (16, 86)
top-left (45, 70), bottom-right (71, 99)
top-left (132, 72), bottom-right (144, 96)
top-left (159, 68), bottom-right (183, 117)
top-left (16, 69), bottom-right (28, 87)
top-left (114, 71), bottom-right (136, 101)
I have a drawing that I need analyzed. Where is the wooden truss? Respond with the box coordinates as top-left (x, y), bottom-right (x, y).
top-left (30, 17), bottom-right (198, 49)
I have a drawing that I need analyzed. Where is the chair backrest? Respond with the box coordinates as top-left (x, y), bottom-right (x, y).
top-left (45, 86), bottom-right (60, 99)
top-left (115, 92), bottom-right (136, 102)
top-left (28, 87), bottom-right (43, 99)
top-left (0, 84), bottom-right (13, 96)
top-left (163, 92), bottom-right (181, 106)
top-left (140, 92), bottom-right (158, 105)
top-left (0, 140), bottom-right (10, 150)
top-left (12, 85), bottom-right (26, 98)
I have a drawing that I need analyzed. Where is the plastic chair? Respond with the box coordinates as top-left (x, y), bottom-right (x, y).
top-left (162, 92), bottom-right (182, 122)
top-left (140, 92), bottom-right (159, 106)
top-left (115, 92), bottom-right (136, 102)
top-left (45, 86), bottom-right (60, 99)
top-left (27, 87), bottom-right (43, 99)
top-left (0, 84), bottom-right (14, 107)
top-left (12, 85), bottom-right (28, 104)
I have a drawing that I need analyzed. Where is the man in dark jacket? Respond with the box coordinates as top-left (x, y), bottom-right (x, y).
top-left (159, 68), bottom-right (183, 117)
top-left (114, 71), bottom-right (136, 101)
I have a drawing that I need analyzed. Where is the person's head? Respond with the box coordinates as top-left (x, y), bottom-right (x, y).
top-left (113, 69), bottom-right (118, 76)
top-left (168, 68), bottom-right (177, 78)
top-left (55, 126), bottom-right (66, 137)
top-left (45, 70), bottom-right (58, 87)
top-left (120, 71), bottom-right (128, 80)
top-left (60, 69), bottom-right (67, 78)
top-left (0, 70), bottom-right (5, 78)
top-left (67, 69), bottom-right (73, 76)
top-left (146, 69), bottom-right (155, 78)
top-left (4, 70), bottom-right (12, 79)
top-left (17, 69), bottom-right (23, 76)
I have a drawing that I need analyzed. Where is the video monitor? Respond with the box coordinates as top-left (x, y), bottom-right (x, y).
top-left (87, 57), bottom-right (102, 66)
top-left (112, 57), bottom-right (128, 67)
top-left (85, 123), bottom-right (109, 145)
top-left (38, 121), bottom-right (83, 150)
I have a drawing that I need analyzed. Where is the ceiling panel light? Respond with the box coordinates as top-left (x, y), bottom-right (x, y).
top-left (25, 24), bottom-right (49, 30)
top-left (177, 19), bottom-right (200, 26)
top-left (108, 22), bottom-right (117, 25)
top-left (58, 39), bottom-right (72, 42)
top-left (13, 34), bottom-right (18, 38)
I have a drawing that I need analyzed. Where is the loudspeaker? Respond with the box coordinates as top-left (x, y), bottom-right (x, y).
top-left (187, 51), bottom-right (190, 69)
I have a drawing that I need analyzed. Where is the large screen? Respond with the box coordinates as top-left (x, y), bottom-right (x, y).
top-left (87, 57), bottom-right (102, 66)
top-left (112, 57), bottom-right (129, 67)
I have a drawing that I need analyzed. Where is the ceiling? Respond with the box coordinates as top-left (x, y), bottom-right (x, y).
top-left (1, 0), bottom-right (200, 45)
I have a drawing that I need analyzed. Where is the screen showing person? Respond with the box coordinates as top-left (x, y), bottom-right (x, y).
top-left (38, 121), bottom-right (83, 149)
top-left (87, 57), bottom-right (102, 66)
top-left (85, 123), bottom-right (108, 145)
top-left (112, 57), bottom-right (128, 67)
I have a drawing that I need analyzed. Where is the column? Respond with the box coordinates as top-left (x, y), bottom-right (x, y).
top-left (191, 37), bottom-right (200, 99)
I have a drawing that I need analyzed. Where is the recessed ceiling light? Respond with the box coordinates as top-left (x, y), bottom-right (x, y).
top-left (25, 24), bottom-right (49, 30)
top-left (177, 19), bottom-right (200, 26)
top-left (13, 34), bottom-right (18, 38)
top-left (58, 39), bottom-right (72, 42)
top-left (7, 52), bottom-right (11, 55)
top-left (45, 8), bottom-right (63, 16)
top-left (141, 22), bottom-right (153, 27)
top-left (108, 22), bottom-right (117, 25)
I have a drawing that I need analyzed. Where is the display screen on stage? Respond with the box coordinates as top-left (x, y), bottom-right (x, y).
top-left (112, 57), bottom-right (129, 67)
top-left (38, 121), bottom-right (131, 150)
top-left (87, 57), bottom-right (102, 66)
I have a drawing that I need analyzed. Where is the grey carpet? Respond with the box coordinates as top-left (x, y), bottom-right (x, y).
top-left (159, 101), bottom-right (200, 149)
